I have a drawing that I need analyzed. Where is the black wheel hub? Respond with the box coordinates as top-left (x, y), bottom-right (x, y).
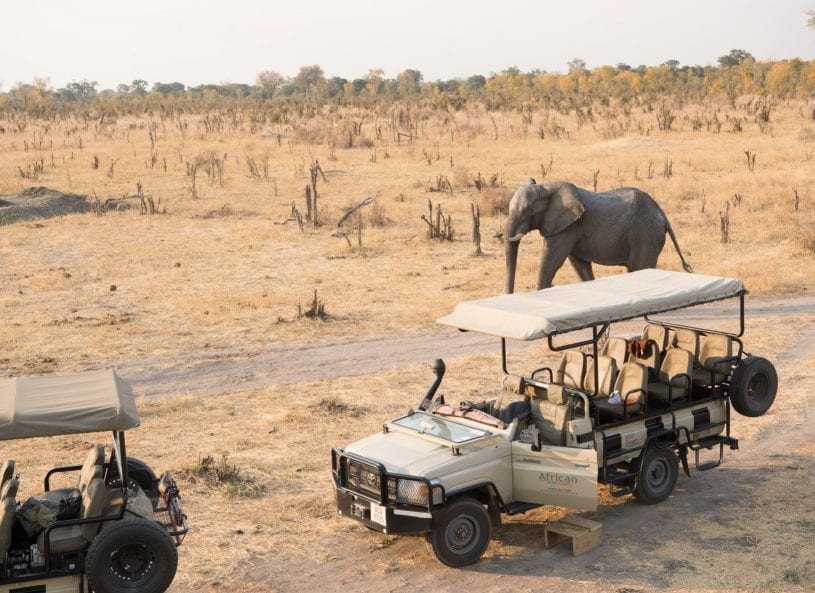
top-left (647, 459), bottom-right (669, 490)
top-left (746, 373), bottom-right (769, 403)
top-left (110, 543), bottom-right (156, 583)
top-left (445, 515), bottom-right (479, 553)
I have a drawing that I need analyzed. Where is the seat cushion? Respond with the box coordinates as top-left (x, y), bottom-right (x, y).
top-left (648, 381), bottom-right (688, 405)
top-left (596, 398), bottom-right (642, 419)
top-left (692, 367), bottom-right (727, 387)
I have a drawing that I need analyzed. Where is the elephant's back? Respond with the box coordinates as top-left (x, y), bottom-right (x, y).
top-left (591, 188), bottom-right (667, 225)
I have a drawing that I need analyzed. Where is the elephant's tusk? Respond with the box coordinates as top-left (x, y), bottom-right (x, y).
top-left (507, 233), bottom-right (525, 242)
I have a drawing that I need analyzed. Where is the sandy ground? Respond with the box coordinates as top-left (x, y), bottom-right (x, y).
top-left (128, 295), bottom-right (815, 593)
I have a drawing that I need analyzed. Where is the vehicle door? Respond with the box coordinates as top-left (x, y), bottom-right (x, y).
top-left (511, 441), bottom-right (598, 510)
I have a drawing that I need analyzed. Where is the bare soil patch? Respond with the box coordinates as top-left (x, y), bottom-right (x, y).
top-left (0, 186), bottom-right (90, 225)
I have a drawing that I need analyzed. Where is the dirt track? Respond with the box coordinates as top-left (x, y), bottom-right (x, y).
top-left (146, 295), bottom-right (815, 593)
top-left (119, 295), bottom-right (814, 400)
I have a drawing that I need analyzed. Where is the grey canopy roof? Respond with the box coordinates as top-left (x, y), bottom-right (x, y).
top-left (437, 269), bottom-right (746, 341)
top-left (0, 369), bottom-right (140, 440)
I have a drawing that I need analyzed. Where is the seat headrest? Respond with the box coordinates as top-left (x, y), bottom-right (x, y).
top-left (1, 477), bottom-right (19, 500)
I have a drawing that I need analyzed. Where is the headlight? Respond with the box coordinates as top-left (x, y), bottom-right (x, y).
top-left (386, 477), bottom-right (429, 505)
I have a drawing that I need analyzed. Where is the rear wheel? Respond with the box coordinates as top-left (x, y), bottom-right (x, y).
top-left (730, 356), bottom-right (777, 417)
top-left (426, 497), bottom-right (491, 567)
top-left (634, 447), bottom-right (678, 505)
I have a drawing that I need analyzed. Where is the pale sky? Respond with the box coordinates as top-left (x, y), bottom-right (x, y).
top-left (2, 0), bottom-right (813, 91)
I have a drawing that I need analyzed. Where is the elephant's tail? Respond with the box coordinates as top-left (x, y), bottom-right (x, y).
top-left (666, 219), bottom-right (694, 273)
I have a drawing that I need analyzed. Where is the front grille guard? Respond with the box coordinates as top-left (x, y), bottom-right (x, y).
top-left (332, 447), bottom-right (442, 512)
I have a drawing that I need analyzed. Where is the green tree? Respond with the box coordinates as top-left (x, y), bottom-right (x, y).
top-left (396, 69), bottom-right (423, 97)
top-left (131, 79), bottom-right (148, 95)
top-left (293, 65), bottom-right (325, 96)
top-left (718, 49), bottom-right (753, 67)
top-left (63, 80), bottom-right (98, 102)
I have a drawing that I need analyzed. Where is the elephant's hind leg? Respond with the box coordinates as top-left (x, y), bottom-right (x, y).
top-left (568, 255), bottom-right (595, 282)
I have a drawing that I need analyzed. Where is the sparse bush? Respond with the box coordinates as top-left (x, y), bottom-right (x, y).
top-left (183, 453), bottom-right (265, 498)
top-left (314, 396), bottom-right (369, 417)
top-left (368, 201), bottom-right (391, 227)
top-left (298, 289), bottom-right (328, 320)
top-left (656, 102), bottom-right (675, 131)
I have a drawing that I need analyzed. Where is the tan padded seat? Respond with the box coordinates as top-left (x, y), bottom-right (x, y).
top-left (692, 334), bottom-right (733, 386)
top-left (670, 328), bottom-right (700, 361)
top-left (0, 477), bottom-right (20, 561)
top-left (545, 350), bottom-right (586, 406)
top-left (643, 324), bottom-right (668, 352)
top-left (0, 461), bottom-right (14, 489)
top-left (39, 477), bottom-right (109, 554)
top-left (531, 397), bottom-right (572, 446)
top-left (45, 445), bottom-right (104, 503)
top-left (596, 362), bottom-right (648, 419)
top-left (555, 351), bottom-right (586, 389)
top-left (600, 337), bottom-right (628, 370)
top-left (648, 348), bottom-right (693, 406)
top-left (584, 355), bottom-right (618, 398)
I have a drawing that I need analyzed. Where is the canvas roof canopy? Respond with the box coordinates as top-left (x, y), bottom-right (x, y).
top-left (0, 369), bottom-right (139, 440)
top-left (437, 269), bottom-right (746, 341)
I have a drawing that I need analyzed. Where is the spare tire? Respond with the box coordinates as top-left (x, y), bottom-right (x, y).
top-left (729, 356), bottom-right (777, 417)
top-left (86, 518), bottom-right (177, 593)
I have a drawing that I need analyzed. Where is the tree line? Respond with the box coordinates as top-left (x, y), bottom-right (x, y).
top-left (2, 50), bottom-right (814, 116)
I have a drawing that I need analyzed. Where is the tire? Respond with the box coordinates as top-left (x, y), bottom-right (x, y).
top-left (106, 457), bottom-right (158, 495)
top-left (86, 518), bottom-right (178, 593)
top-left (634, 447), bottom-right (678, 505)
top-left (426, 497), bottom-right (491, 567)
top-left (729, 356), bottom-right (778, 417)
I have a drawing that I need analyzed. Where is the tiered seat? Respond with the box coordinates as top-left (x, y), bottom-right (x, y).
top-left (0, 477), bottom-right (20, 565)
top-left (596, 362), bottom-right (648, 419)
top-left (39, 477), bottom-right (111, 554)
top-left (584, 355), bottom-right (618, 398)
top-left (692, 334), bottom-right (734, 387)
top-left (648, 348), bottom-right (693, 407)
top-left (600, 337), bottom-right (628, 370)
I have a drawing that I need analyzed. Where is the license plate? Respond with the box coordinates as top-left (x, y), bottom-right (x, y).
top-left (370, 501), bottom-right (386, 526)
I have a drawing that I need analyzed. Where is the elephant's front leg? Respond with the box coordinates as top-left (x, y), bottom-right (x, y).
top-left (537, 237), bottom-right (574, 289)
top-left (568, 255), bottom-right (595, 282)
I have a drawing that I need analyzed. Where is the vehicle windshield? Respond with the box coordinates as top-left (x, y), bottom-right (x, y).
top-left (392, 412), bottom-right (488, 444)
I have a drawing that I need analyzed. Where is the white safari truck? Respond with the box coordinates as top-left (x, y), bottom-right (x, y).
top-left (331, 270), bottom-right (777, 566)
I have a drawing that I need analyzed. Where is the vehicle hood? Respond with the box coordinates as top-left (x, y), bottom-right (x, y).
top-left (343, 429), bottom-right (493, 476)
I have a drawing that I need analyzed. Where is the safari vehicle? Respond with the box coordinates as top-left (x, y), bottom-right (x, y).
top-left (331, 270), bottom-right (777, 567)
top-left (0, 369), bottom-right (187, 593)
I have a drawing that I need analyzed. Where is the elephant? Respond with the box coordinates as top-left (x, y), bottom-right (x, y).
top-left (505, 179), bottom-right (692, 293)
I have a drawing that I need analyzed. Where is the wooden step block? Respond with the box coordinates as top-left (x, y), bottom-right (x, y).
top-left (544, 515), bottom-right (603, 556)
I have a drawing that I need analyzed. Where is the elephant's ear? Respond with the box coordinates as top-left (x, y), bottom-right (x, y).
top-left (540, 184), bottom-right (585, 237)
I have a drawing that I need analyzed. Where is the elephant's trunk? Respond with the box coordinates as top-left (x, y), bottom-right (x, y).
top-left (505, 237), bottom-right (520, 294)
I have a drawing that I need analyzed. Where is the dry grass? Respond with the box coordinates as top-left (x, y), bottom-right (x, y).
top-left (1, 307), bottom-right (810, 593)
top-left (1, 101), bottom-right (814, 373)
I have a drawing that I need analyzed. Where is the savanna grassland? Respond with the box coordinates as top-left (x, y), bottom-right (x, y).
top-left (2, 94), bottom-right (815, 592)
top-left (1, 98), bottom-right (815, 373)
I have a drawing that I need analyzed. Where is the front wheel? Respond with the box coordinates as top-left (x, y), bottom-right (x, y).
top-left (426, 497), bottom-right (491, 567)
top-left (86, 518), bottom-right (178, 593)
top-left (634, 447), bottom-right (678, 505)
top-left (729, 356), bottom-right (777, 417)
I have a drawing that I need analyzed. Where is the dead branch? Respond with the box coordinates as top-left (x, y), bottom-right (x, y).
top-left (336, 195), bottom-right (378, 229)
